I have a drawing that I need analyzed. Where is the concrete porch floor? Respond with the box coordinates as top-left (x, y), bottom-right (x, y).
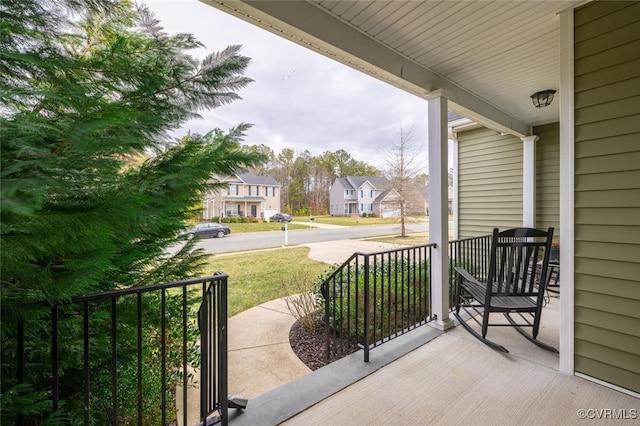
top-left (228, 295), bottom-right (639, 425)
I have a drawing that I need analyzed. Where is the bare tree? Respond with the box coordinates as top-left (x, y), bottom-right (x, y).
top-left (382, 125), bottom-right (426, 237)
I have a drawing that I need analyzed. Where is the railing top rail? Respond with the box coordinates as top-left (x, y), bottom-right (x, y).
top-left (71, 273), bottom-right (228, 303)
top-left (320, 252), bottom-right (360, 283)
top-left (449, 234), bottom-right (492, 244)
top-left (18, 273), bottom-right (229, 308)
top-left (353, 242), bottom-right (437, 258)
top-left (320, 243), bottom-right (437, 289)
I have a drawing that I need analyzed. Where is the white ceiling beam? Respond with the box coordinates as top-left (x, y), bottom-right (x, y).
top-left (202, 0), bottom-right (532, 137)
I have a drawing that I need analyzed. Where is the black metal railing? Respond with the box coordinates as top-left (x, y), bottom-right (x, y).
top-left (6, 273), bottom-right (229, 426)
top-left (320, 244), bottom-right (434, 362)
top-left (448, 235), bottom-right (492, 308)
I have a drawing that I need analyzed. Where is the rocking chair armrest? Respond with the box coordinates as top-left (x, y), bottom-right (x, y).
top-left (455, 266), bottom-right (483, 286)
top-left (455, 266), bottom-right (488, 303)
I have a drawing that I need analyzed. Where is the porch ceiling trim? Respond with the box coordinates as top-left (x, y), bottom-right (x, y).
top-left (203, 0), bottom-right (532, 137)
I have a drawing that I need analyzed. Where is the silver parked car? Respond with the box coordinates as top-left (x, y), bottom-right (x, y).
top-left (269, 213), bottom-right (292, 223)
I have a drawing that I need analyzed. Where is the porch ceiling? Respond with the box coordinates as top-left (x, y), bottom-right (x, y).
top-left (202, 0), bottom-right (584, 137)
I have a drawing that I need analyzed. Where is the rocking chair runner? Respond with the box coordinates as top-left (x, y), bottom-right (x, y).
top-left (453, 227), bottom-right (558, 353)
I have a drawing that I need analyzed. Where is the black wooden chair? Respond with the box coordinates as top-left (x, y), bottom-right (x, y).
top-left (453, 227), bottom-right (558, 353)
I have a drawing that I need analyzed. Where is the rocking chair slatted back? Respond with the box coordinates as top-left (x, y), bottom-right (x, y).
top-left (454, 227), bottom-right (557, 353)
top-left (491, 228), bottom-right (551, 296)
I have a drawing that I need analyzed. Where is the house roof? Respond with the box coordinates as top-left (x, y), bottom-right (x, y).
top-left (205, 0), bottom-right (584, 136)
top-left (375, 187), bottom-right (398, 203)
top-left (237, 171), bottom-right (280, 186)
top-left (334, 177), bottom-right (352, 189)
top-left (345, 176), bottom-right (391, 190)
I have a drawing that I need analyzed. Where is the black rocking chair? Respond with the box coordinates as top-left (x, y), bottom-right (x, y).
top-left (453, 227), bottom-right (558, 353)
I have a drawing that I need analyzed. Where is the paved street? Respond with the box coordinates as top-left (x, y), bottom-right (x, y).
top-left (193, 222), bottom-right (429, 254)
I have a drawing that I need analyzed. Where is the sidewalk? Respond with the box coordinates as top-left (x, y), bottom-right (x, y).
top-left (227, 298), bottom-right (309, 400)
top-left (178, 239), bottom-right (408, 425)
top-left (304, 238), bottom-right (401, 264)
top-left (289, 220), bottom-right (347, 230)
top-left (226, 239), bottom-right (403, 398)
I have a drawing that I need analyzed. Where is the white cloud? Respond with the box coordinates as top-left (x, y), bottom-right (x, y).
top-left (144, 0), bottom-right (429, 169)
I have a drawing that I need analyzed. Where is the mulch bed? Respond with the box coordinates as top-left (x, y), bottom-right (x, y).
top-left (289, 318), bottom-right (359, 371)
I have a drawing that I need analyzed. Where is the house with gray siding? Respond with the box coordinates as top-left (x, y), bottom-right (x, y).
top-left (330, 176), bottom-right (393, 217)
top-left (330, 176), bottom-right (426, 217)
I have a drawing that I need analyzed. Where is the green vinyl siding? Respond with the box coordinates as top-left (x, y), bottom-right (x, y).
top-left (535, 123), bottom-right (560, 240)
top-left (457, 128), bottom-right (522, 237)
top-left (574, 1), bottom-right (640, 394)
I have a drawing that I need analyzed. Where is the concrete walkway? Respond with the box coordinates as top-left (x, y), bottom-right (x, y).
top-left (290, 220), bottom-right (347, 230)
top-left (178, 238), bottom-right (410, 425)
top-left (227, 298), bottom-right (309, 400)
top-left (227, 239), bottom-right (403, 399)
top-left (305, 239), bottom-right (402, 264)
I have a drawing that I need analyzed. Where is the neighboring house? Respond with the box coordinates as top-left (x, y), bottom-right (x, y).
top-left (202, 171), bottom-right (281, 220)
top-left (329, 176), bottom-right (390, 217)
top-left (417, 183), bottom-right (454, 216)
top-left (329, 176), bottom-right (426, 217)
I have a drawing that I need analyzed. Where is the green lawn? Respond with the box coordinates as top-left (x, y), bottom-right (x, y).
top-left (293, 215), bottom-right (427, 226)
top-left (225, 221), bottom-right (307, 233)
top-left (205, 215), bottom-right (432, 232)
top-left (223, 216), bottom-right (400, 232)
top-left (364, 229), bottom-right (453, 245)
top-left (202, 247), bottom-right (331, 317)
top-left (194, 216), bottom-right (438, 317)
top-left (363, 232), bottom-right (430, 246)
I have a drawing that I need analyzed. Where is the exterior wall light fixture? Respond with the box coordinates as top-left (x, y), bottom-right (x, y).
top-left (530, 89), bottom-right (556, 108)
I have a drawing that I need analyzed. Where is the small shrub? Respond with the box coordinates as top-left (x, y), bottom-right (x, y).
top-left (321, 258), bottom-right (430, 345)
top-left (210, 216), bottom-right (220, 223)
top-left (295, 206), bottom-right (310, 216)
top-left (281, 269), bottom-right (322, 330)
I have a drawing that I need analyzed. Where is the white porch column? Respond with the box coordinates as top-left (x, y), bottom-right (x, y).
top-left (559, 7), bottom-right (575, 375)
top-left (521, 135), bottom-right (539, 228)
top-left (427, 92), bottom-right (454, 331)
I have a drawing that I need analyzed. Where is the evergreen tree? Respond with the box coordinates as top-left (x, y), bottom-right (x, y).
top-left (1, 0), bottom-right (264, 422)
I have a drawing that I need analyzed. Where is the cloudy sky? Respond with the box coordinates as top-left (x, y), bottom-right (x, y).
top-left (145, 0), bottom-right (429, 169)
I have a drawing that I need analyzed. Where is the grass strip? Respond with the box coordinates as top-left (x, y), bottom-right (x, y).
top-left (203, 247), bottom-right (330, 317)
